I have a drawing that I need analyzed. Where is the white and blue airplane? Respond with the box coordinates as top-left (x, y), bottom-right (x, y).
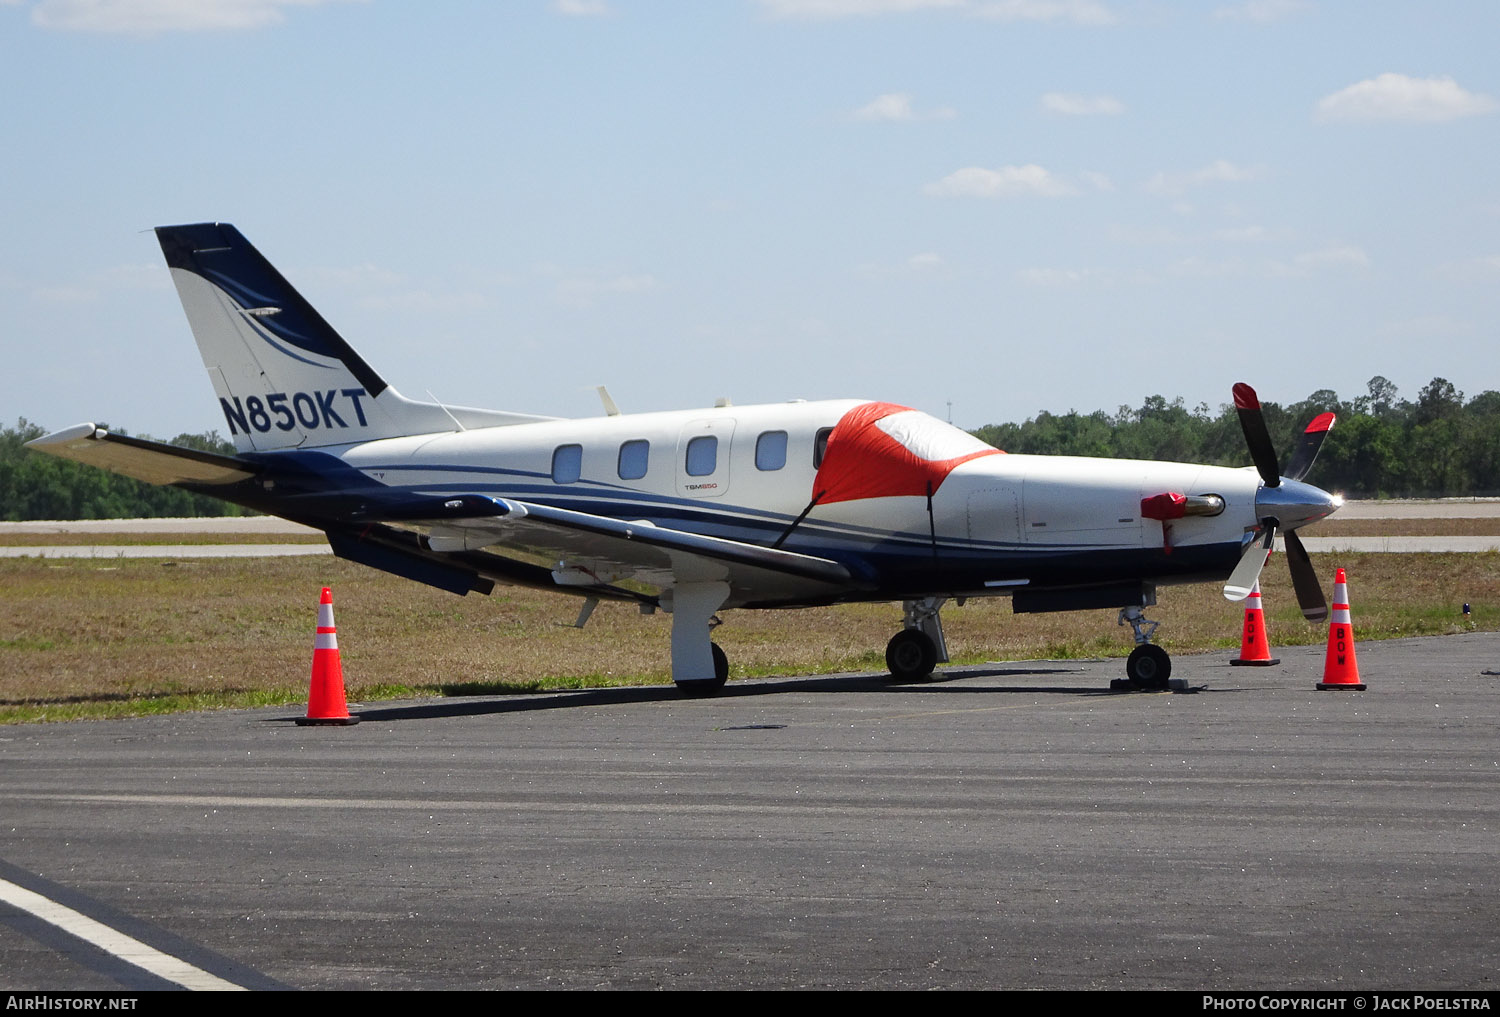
top-left (28, 223), bottom-right (1342, 692)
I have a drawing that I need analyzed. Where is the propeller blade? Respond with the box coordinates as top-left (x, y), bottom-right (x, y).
top-left (1224, 524), bottom-right (1275, 602)
top-left (1283, 529), bottom-right (1329, 622)
top-left (1233, 382), bottom-right (1282, 488)
top-left (1283, 412), bottom-right (1337, 482)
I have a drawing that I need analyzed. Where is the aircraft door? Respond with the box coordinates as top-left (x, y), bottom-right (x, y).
top-left (676, 418), bottom-right (735, 498)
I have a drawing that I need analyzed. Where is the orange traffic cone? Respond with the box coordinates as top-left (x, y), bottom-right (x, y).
top-left (1230, 580), bottom-right (1279, 666)
top-left (296, 587), bottom-right (360, 725)
top-left (1317, 567), bottom-right (1366, 691)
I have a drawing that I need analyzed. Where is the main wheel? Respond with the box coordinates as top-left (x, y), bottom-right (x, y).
top-left (675, 642), bottom-right (729, 697)
top-left (886, 629), bottom-right (938, 682)
top-left (1126, 644), bottom-right (1171, 690)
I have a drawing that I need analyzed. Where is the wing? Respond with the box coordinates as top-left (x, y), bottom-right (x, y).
top-left (370, 495), bottom-right (859, 608)
top-left (24, 427), bottom-right (859, 607)
top-left (25, 423), bottom-right (258, 485)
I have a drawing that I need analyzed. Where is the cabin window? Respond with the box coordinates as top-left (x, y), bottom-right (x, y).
top-left (813, 427), bottom-right (834, 468)
top-left (551, 443), bottom-right (582, 484)
top-left (618, 439), bottom-right (649, 480)
top-left (755, 430), bottom-right (788, 471)
top-left (685, 435), bottom-right (718, 477)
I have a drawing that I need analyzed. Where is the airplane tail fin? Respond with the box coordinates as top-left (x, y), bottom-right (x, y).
top-left (156, 223), bottom-right (552, 452)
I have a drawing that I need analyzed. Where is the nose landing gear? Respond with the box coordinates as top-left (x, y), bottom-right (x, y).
top-left (1117, 605), bottom-right (1171, 690)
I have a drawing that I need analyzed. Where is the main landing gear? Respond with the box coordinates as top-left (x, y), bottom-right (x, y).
top-left (885, 597), bottom-right (950, 682)
top-left (665, 581), bottom-right (731, 696)
top-left (1116, 605), bottom-right (1172, 691)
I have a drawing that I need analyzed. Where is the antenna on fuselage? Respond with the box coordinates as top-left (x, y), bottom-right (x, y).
top-left (596, 386), bottom-right (621, 416)
top-left (426, 390), bottom-right (466, 432)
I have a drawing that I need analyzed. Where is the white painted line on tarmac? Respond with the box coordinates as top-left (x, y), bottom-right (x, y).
top-left (0, 877), bottom-right (247, 991)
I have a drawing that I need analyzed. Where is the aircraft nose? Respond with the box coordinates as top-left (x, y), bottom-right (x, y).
top-left (1255, 478), bottom-right (1342, 531)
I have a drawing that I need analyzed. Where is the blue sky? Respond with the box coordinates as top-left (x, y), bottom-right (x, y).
top-left (2, 0), bottom-right (1497, 440)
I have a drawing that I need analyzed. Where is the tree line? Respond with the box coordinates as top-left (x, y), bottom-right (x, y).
top-left (3, 374), bottom-right (1497, 519)
top-left (971, 376), bottom-right (1500, 498)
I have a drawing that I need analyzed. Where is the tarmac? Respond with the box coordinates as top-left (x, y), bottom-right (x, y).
top-left (3, 633), bottom-right (1498, 990)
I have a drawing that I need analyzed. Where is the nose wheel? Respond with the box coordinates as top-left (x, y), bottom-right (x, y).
top-left (1116, 605), bottom-right (1172, 691)
top-left (1124, 643), bottom-right (1171, 690)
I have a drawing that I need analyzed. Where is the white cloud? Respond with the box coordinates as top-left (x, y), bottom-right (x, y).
top-left (855, 252), bottom-right (947, 276)
top-left (856, 93), bottom-right (915, 120)
top-left (973, 0), bottom-right (1116, 24)
top-left (26, 262), bottom-right (169, 303)
top-left (308, 263), bottom-right (405, 289)
top-left (551, 0), bottom-right (609, 15)
top-left (1107, 224), bottom-right (1186, 245)
top-left (1040, 92), bottom-right (1124, 116)
top-left (756, 0), bottom-right (963, 17)
top-left (1143, 159), bottom-right (1265, 195)
top-left (1168, 257), bottom-right (1244, 279)
top-left (359, 289), bottom-right (489, 313)
top-left (1315, 73), bottom-right (1497, 123)
top-left (924, 164), bottom-right (1075, 198)
top-left (29, 0), bottom-right (361, 35)
top-left (1291, 245), bottom-right (1368, 270)
top-left (32, 285), bottom-right (100, 304)
top-left (853, 92), bottom-right (956, 121)
top-left (1213, 0), bottom-right (1308, 23)
top-left (755, 0), bottom-right (1115, 22)
top-left (553, 273), bottom-right (659, 306)
top-left (1079, 170), bottom-right (1115, 192)
top-left (1215, 225), bottom-right (1269, 242)
top-left (1016, 267), bottom-right (1099, 286)
top-left (1170, 245), bottom-right (1369, 280)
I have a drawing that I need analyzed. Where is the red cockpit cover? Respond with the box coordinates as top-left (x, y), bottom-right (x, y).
top-left (811, 402), bottom-right (1003, 505)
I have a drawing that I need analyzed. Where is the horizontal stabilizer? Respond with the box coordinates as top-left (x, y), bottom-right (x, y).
top-left (24, 424), bottom-right (257, 486)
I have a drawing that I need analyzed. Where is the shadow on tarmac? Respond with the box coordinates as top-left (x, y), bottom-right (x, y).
top-left (269, 662), bottom-right (1159, 723)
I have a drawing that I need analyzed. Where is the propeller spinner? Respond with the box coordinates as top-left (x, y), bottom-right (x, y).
top-left (1224, 383), bottom-right (1341, 622)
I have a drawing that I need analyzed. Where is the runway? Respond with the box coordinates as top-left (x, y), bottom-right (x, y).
top-left (3, 634), bottom-right (1498, 990)
top-left (6, 497), bottom-right (1500, 558)
top-left (7, 536), bottom-right (1500, 558)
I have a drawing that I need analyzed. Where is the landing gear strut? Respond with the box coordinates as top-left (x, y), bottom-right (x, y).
top-left (885, 597), bottom-right (949, 682)
top-left (1117, 605), bottom-right (1171, 690)
top-left (666, 581), bottom-right (731, 696)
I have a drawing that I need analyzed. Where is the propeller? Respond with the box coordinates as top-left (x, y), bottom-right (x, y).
top-left (1224, 384), bottom-right (1338, 623)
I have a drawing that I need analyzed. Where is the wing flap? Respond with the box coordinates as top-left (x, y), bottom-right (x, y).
top-left (374, 496), bottom-right (857, 601)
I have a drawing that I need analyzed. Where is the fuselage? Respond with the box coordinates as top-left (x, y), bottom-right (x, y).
top-left (300, 398), bottom-right (1301, 608)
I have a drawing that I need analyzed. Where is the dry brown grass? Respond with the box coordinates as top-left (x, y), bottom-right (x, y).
top-left (1, 547), bottom-right (1494, 722)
